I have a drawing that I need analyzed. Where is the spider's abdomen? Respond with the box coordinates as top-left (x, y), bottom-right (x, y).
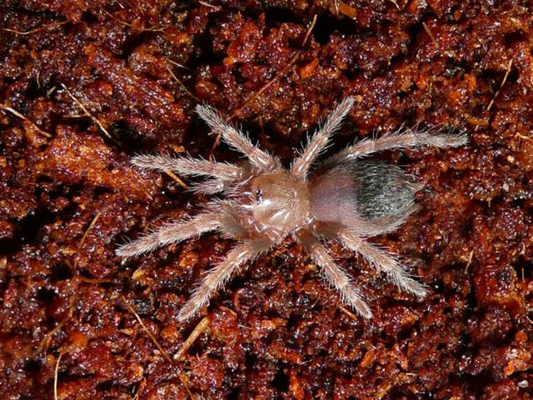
top-left (309, 161), bottom-right (418, 227)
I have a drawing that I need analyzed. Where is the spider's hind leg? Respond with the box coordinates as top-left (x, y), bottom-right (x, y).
top-left (338, 229), bottom-right (427, 298)
top-left (295, 229), bottom-right (372, 319)
top-left (323, 127), bottom-right (468, 166)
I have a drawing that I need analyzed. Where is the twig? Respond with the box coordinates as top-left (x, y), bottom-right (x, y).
top-left (167, 58), bottom-right (191, 71)
top-left (173, 316), bottom-right (210, 361)
top-left (164, 169), bottom-right (189, 190)
top-left (338, 1), bottom-right (357, 19)
top-left (422, 22), bottom-right (438, 47)
top-left (79, 212), bottom-right (101, 248)
top-left (124, 301), bottom-right (193, 398)
top-left (198, 1), bottom-right (220, 10)
top-left (0, 104), bottom-right (53, 137)
top-left (125, 302), bottom-right (174, 364)
top-left (54, 352), bottom-right (63, 400)
top-left (464, 250), bottom-right (474, 273)
top-left (387, 0), bottom-right (401, 11)
top-left (339, 304), bottom-right (358, 320)
top-left (166, 66), bottom-right (200, 101)
top-left (60, 83), bottom-right (112, 139)
top-left (1, 20), bottom-right (68, 36)
top-left (486, 59), bottom-right (513, 112)
top-left (35, 318), bottom-right (68, 356)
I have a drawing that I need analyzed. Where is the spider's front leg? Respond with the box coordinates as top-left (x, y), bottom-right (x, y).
top-left (131, 154), bottom-right (243, 180)
top-left (116, 203), bottom-right (239, 258)
top-left (295, 229), bottom-right (372, 319)
top-left (337, 229), bottom-right (427, 298)
top-left (290, 96), bottom-right (355, 181)
top-left (323, 127), bottom-right (468, 166)
top-left (196, 105), bottom-right (281, 172)
top-left (178, 237), bottom-right (272, 322)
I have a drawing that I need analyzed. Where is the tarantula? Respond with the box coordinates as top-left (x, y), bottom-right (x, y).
top-left (117, 97), bottom-right (468, 322)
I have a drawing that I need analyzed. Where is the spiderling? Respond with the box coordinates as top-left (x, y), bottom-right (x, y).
top-left (117, 97), bottom-right (468, 322)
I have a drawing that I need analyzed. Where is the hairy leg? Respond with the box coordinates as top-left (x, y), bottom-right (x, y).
top-left (189, 178), bottom-right (230, 195)
top-left (323, 128), bottom-right (468, 166)
top-left (296, 229), bottom-right (372, 318)
top-left (131, 154), bottom-right (242, 180)
top-left (291, 96), bottom-right (355, 180)
top-left (117, 210), bottom-right (224, 258)
top-left (178, 238), bottom-right (272, 322)
top-left (196, 105), bottom-right (281, 172)
top-left (337, 229), bottom-right (427, 297)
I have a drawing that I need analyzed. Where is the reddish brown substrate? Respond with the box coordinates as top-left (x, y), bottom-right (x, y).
top-left (1, 1), bottom-right (532, 399)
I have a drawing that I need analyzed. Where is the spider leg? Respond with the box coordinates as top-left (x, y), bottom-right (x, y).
top-left (337, 229), bottom-right (427, 297)
top-left (196, 105), bottom-right (281, 172)
top-left (116, 210), bottom-right (223, 258)
top-left (296, 229), bottom-right (372, 318)
top-left (131, 154), bottom-right (242, 180)
top-left (178, 238), bottom-right (272, 322)
top-left (189, 178), bottom-right (230, 195)
top-left (323, 127), bottom-right (468, 166)
top-left (291, 96), bottom-right (355, 180)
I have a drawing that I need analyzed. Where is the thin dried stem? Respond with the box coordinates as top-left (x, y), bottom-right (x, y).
top-left (164, 169), bottom-right (189, 190)
top-left (2, 20), bottom-right (68, 35)
top-left (487, 59), bottom-right (513, 111)
top-left (54, 352), bottom-right (63, 400)
top-left (124, 301), bottom-right (193, 398)
top-left (60, 83), bottom-right (112, 139)
top-left (0, 104), bottom-right (52, 137)
top-left (166, 65), bottom-right (199, 101)
top-left (174, 316), bottom-right (210, 360)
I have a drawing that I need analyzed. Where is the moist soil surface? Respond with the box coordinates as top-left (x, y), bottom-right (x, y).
top-left (1, 1), bottom-right (533, 399)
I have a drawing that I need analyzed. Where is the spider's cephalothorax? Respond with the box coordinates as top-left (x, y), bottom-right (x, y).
top-left (117, 97), bottom-right (468, 322)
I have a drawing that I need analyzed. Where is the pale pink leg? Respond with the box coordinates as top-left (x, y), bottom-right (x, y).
top-left (291, 96), bottom-right (355, 180)
top-left (196, 105), bottom-right (281, 172)
top-left (324, 128), bottom-right (468, 166)
top-left (190, 178), bottom-right (230, 195)
top-left (117, 211), bottom-right (223, 258)
top-left (131, 154), bottom-right (242, 180)
top-left (338, 229), bottom-right (427, 297)
top-left (296, 229), bottom-right (372, 318)
top-left (178, 238), bottom-right (272, 321)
